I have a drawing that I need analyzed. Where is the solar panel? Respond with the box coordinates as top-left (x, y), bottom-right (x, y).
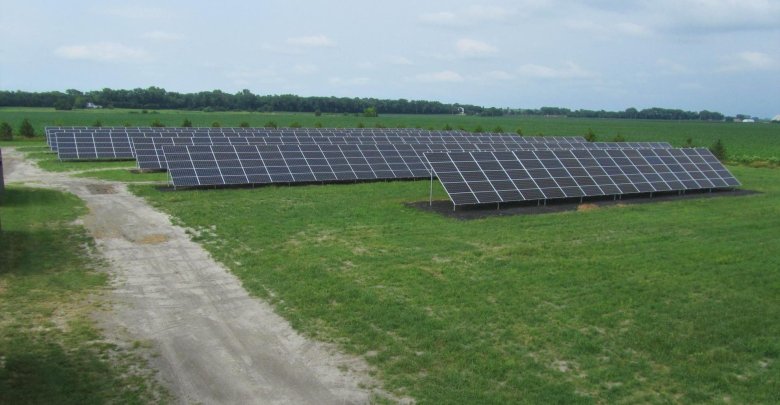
top-left (426, 148), bottom-right (740, 206)
top-left (55, 132), bottom-right (135, 160)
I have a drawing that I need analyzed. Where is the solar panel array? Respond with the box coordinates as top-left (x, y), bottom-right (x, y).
top-left (426, 148), bottom-right (740, 206)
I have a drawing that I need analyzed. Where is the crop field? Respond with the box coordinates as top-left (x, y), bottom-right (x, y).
top-left (3, 111), bottom-right (779, 403)
top-left (2, 107), bottom-right (780, 162)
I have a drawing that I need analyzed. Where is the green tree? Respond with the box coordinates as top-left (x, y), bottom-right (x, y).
top-left (710, 139), bottom-right (727, 161)
top-left (53, 99), bottom-right (73, 110)
top-left (363, 107), bottom-right (378, 117)
top-left (585, 128), bottom-right (597, 142)
top-left (182, 118), bottom-right (193, 127)
top-left (19, 118), bottom-right (35, 138)
top-left (0, 121), bottom-right (13, 140)
top-left (239, 121), bottom-right (250, 128)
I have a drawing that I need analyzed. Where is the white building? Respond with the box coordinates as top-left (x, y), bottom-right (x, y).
top-left (772, 114), bottom-right (780, 122)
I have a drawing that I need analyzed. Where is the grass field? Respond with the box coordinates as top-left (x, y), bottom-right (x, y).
top-left (4, 111), bottom-right (780, 403)
top-left (0, 186), bottom-right (168, 404)
top-left (2, 107), bottom-right (780, 162)
top-left (131, 165), bottom-right (779, 404)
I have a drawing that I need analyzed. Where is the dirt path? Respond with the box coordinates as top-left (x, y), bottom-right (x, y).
top-left (3, 147), bottom-right (378, 404)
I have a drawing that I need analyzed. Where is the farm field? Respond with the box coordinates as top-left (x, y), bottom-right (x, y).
top-left (3, 112), bottom-right (779, 403)
top-left (132, 164), bottom-right (779, 404)
top-left (2, 107), bottom-right (780, 162)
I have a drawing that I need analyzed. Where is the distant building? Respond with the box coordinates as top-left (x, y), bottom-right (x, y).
top-left (742, 118), bottom-right (755, 123)
top-left (86, 102), bottom-right (102, 109)
top-left (772, 114), bottom-right (780, 122)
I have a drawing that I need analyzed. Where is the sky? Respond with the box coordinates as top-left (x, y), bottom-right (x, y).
top-left (1, 0), bottom-right (779, 117)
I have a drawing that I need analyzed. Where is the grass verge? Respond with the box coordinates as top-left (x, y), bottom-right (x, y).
top-left (0, 186), bottom-right (168, 404)
top-left (133, 166), bottom-right (780, 404)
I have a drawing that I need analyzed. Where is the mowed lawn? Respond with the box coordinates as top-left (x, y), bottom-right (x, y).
top-left (134, 165), bottom-right (780, 404)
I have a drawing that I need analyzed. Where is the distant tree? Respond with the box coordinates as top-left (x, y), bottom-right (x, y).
top-left (585, 128), bottom-right (597, 142)
top-left (211, 121), bottom-right (221, 127)
top-left (0, 121), bottom-right (13, 140)
top-left (92, 120), bottom-right (102, 128)
top-left (314, 122), bottom-right (323, 128)
top-left (314, 109), bottom-right (322, 117)
top-left (181, 118), bottom-right (193, 127)
top-left (515, 128), bottom-right (523, 136)
top-left (263, 121), bottom-right (277, 129)
top-left (239, 121), bottom-right (250, 128)
top-left (492, 126), bottom-right (504, 133)
top-left (683, 137), bottom-right (694, 147)
top-left (613, 134), bottom-right (625, 142)
top-left (19, 118), bottom-right (35, 138)
top-left (289, 122), bottom-right (302, 128)
top-left (142, 109), bottom-right (149, 114)
top-left (710, 139), bottom-right (727, 161)
top-left (473, 125), bottom-right (484, 133)
top-left (443, 123), bottom-right (453, 131)
top-left (53, 99), bottom-right (73, 110)
top-left (150, 119), bottom-right (165, 127)
top-left (363, 107), bottom-right (378, 117)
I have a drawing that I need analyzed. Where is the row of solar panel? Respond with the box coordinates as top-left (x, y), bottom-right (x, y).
top-left (133, 137), bottom-right (673, 171)
top-left (427, 148), bottom-right (740, 206)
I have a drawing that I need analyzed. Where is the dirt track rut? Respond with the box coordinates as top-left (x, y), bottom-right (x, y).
top-left (3, 147), bottom-right (376, 404)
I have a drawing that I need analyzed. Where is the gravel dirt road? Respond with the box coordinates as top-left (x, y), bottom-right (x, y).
top-left (3, 147), bottom-right (378, 404)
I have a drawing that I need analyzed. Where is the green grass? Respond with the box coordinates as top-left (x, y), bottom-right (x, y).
top-left (0, 186), bottom-right (168, 404)
top-left (2, 107), bottom-right (779, 161)
top-left (72, 170), bottom-right (168, 183)
top-left (131, 166), bottom-right (780, 404)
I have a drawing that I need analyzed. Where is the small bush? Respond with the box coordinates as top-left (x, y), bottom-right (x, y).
top-left (314, 122), bottom-right (323, 128)
top-left (182, 118), bottom-right (193, 127)
top-left (374, 123), bottom-right (386, 129)
top-left (0, 121), bottom-right (13, 140)
top-left (516, 128), bottom-right (524, 136)
top-left (443, 124), bottom-right (453, 131)
top-left (363, 107), bottom-right (378, 117)
top-left (585, 128), bottom-right (597, 142)
top-left (288, 122), bottom-right (301, 128)
top-left (239, 121), bottom-right (250, 128)
top-left (710, 139), bottom-right (727, 161)
top-left (92, 120), bottom-right (102, 128)
top-left (150, 119), bottom-right (165, 127)
top-left (492, 126), bottom-right (504, 133)
top-left (314, 109), bottom-right (322, 117)
top-left (211, 121), bottom-right (221, 128)
top-left (141, 109), bottom-right (149, 114)
top-left (473, 125), bottom-right (484, 133)
top-left (19, 118), bottom-right (35, 138)
top-left (357, 122), bottom-right (365, 128)
top-left (264, 121), bottom-right (278, 129)
top-left (613, 134), bottom-right (625, 142)
top-left (683, 138), bottom-right (694, 147)
top-left (123, 121), bottom-right (132, 127)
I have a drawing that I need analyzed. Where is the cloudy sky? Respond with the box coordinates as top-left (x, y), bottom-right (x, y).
top-left (1, 0), bottom-right (779, 117)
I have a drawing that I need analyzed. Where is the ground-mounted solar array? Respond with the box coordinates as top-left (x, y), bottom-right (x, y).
top-left (426, 148), bottom-right (740, 206)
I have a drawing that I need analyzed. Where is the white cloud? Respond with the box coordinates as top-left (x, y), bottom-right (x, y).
top-left (516, 62), bottom-right (594, 79)
top-left (54, 42), bottom-right (149, 62)
top-left (413, 70), bottom-right (464, 83)
top-left (419, 5), bottom-right (513, 27)
top-left (286, 35), bottom-right (335, 47)
top-left (456, 39), bottom-right (498, 57)
top-left (719, 51), bottom-right (778, 72)
top-left (141, 31), bottom-right (184, 41)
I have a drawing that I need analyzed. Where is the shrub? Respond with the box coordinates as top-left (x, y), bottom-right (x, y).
top-left (182, 118), bottom-right (193, 127)
top-left (683, 138), bottom-right (694, 147)
top-left (473, 125), bottom-right (484, 133)
top-left (0, 121), bottom-right (13, 140)
top-left (211, 121), bottom-right (221, 128)
top-left (123, 121), bottom-right (132, 127)
top-left (92, 120), bottom-right (102, 128)
top-left (314, 109), bottom-right (322, 117)
top-left (239, 121), bottom-right (250, 128)
top-left (19, 118), bottom-right (35, 138)
top-left (314, 122), bottom-right (323, 128)
top-left (150, 119), bottom-right (165, 127)
top-left (289, 122), bottom-right (302, 128)
top-left (263, 121), bottom-right (278, 129)
top-left (710, 139), bottom-right (727, 161)
top-left (613, 134), bottom-right (625, 142)
top-left (492, 126), bottom-right (504, 133)
top-left (516, 128), bottom-right (524, 136)
top-left (363, 107), bottom-right (378, 117)
top-left (443, 124), bottom-right (453, 131)
top-left (585, 128), bottom-right (597, 142)
top-left (141, 109), bottom-right (149, 114)
top-left (374, 123), bottom-right (386, 129)
top-left (357, 122), bottom-right (365, 128)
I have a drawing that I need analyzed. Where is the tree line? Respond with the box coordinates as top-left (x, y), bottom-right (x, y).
top-left (0, 87), bottom-right (738, 120)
